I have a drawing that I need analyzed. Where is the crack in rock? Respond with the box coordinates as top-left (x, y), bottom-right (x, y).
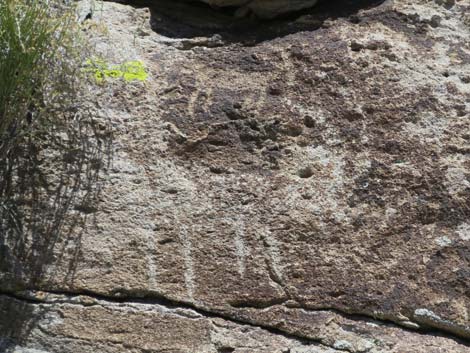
top-left (1, 289), bottom-right (469, 351)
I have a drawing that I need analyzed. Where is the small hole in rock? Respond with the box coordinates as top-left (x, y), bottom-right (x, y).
top-left (218, 348), bottom-right (235, 353)
top-left (304, 115), bottom-right (316, 128)
top-left (298, 166), bottom-right (315, 178)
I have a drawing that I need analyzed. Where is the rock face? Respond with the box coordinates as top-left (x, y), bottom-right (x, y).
top-left (1, 0), bottom-right (470, 352)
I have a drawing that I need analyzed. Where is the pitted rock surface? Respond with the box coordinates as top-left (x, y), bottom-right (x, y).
top-left (0, 0), bottom-right (469, 352)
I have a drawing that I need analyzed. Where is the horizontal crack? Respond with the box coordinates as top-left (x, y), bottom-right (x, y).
top-left (226, 299), bottom-right (470, 346)
top-left (0, 289), bottom-right (331, 350)
top-left (1, 288), bottom-right (469, 350)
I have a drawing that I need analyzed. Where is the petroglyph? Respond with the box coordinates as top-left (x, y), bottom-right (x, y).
top-left (233, 216), bottom-right (247, 277)
top-left (179, 223), bottom-right (196, 300)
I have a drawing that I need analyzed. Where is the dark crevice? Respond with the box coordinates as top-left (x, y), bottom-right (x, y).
top-left (107, 0), bottom-right (387, 44)
top-left (227, 300), bottom-right (470, 346)
top-left (0, 289), bottom-right (328, 350)
top-left (1, 288), bottom-right (469, 348)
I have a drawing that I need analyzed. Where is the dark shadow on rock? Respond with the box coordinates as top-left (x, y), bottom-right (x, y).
top-left (143, 0), bottom-right (387, 44)
top-left (0, 107), bottom-right (112, 291)
top-left (0, 103), bottom-right (112, 348)
top-left (0, 296), bottom-right (39, 351)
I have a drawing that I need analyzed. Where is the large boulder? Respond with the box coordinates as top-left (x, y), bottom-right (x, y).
top-left (1, 0), bottom-right (470, 352)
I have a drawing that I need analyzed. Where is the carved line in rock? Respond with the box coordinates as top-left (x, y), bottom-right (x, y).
top-left (145, 230), bottom-right (158, 290)
top-left (233, 215), bottom-right (247, 277)
top-left (179, 223), bottom-right (197, 301)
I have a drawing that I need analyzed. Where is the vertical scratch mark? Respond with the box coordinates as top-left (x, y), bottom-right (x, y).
top-left (262, 228), bottom-right (284, 286)
top-left (234, 217), bottom-right (246, 277)
top-left (188, 87), bottom-right (199, 118)
top-left (280, 50), bottom-right (296, 88)
top-left (179, 224), bottom-right (195, 300)
top-left (146, 232), bottom-right (158, 290)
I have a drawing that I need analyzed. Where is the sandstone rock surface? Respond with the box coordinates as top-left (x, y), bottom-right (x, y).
top-left (1, 0), bottom-right (469, 352)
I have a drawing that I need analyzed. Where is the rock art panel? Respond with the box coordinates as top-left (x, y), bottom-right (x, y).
top-left (1, 0), bottom-right (469, 352)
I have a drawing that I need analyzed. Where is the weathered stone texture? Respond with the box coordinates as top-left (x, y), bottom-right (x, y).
top-left (0, 0), bottom-right (469, 351)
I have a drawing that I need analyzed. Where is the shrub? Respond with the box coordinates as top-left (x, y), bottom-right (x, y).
top-left (0, 0), bottom-right (108, 243)
top-left (0, 0), bottom-right (81, 160)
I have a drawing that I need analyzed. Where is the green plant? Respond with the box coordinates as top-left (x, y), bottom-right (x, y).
top-left (0, 0), bottom-right (106, 239)
top-left (0, 0), bottom-right (81, 160)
